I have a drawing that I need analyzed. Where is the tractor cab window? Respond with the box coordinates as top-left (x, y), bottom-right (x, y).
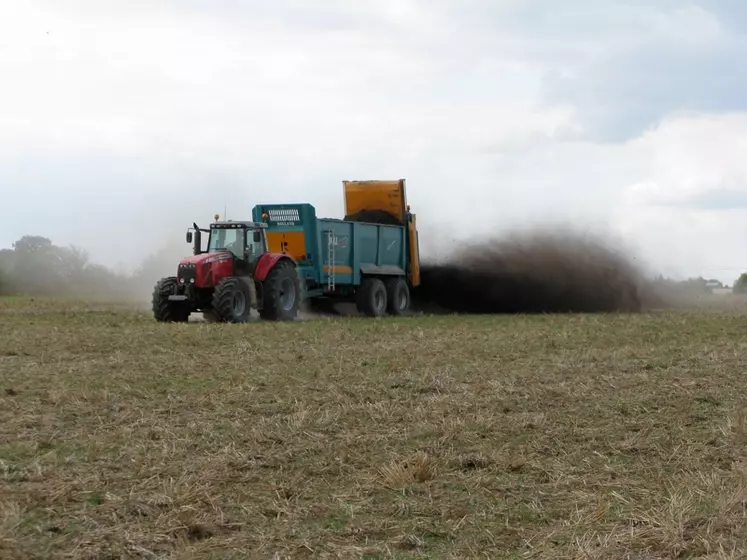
top-left (245, 229), bottom-right (264, 261)
top-left (208, 228), bottom-right (243, 259)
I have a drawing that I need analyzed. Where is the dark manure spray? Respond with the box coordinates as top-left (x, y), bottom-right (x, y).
top-left (411, 229), bottom-right (646, 314)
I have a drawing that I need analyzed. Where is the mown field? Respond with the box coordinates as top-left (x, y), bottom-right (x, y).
top-left (3, 296), bottom-right (747, 559)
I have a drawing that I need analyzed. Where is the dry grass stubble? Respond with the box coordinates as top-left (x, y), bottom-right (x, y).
top-left (3, 298), bottom-right (747, 558)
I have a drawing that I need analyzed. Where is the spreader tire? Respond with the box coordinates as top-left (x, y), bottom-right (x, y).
top-left (356, 277), bottom-right (388, 317)
top-left (212, 277), bottom-right (252, 323)
top-left (384, 277), bottom-right (410, 315)
top-left (152, 277), bottom-right (190, 322)
top-left (259, 260), bottom-right (301, 321)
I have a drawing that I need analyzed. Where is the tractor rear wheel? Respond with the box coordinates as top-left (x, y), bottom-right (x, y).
top-left (212, 277), bottom-right (252, 323)
top-left (385, 277), bottom-right (410, 315)
top-left (356, 277), bottom-right (388, 317)
top-left (152, 277), bottom-right (190, 322)
top-left (259, 260), bottom-right (301, 321)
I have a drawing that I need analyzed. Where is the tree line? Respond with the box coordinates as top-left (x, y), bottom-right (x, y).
top-left (0, 235), bottom-right (186, 299)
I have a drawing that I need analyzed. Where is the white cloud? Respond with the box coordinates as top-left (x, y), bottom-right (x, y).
top-left (611, 113), bottom-right (747, 281)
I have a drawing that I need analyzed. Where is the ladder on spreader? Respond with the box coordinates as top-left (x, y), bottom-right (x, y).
top-left (326, 230), bottom-right (337, 292)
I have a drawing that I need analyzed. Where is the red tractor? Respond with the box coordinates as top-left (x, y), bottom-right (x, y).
top-left (152, 216), bottom-right (302, 323)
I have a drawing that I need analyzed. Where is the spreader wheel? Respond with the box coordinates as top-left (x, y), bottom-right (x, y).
top-left (384, 277), bottom-right (410, 315)
top-left (355, 277), bottom-right (388, 317)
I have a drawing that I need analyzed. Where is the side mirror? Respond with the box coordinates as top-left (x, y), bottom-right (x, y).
top-left (253, 231), bottom-right (261, 243)
top-left (186, 231), bottom-right (193, 244)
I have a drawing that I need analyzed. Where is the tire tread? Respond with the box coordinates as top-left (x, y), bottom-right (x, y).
top-left (259, 260), bottom-right (301, 321)
top-left (152, 277), bottom-right (190, 322)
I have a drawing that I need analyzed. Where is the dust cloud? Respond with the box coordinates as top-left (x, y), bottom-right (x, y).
top-left (411, 228), bottom-right (648, 314)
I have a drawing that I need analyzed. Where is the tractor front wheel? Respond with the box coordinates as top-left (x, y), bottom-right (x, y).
top-left (356, 277), bottom-right (388, 317)
top-left (212, 277), bottom-right (252, 323)
top-left (259, 260), bottom-right (301, 321)
top-left (152, 277), bottom-right (190, 322)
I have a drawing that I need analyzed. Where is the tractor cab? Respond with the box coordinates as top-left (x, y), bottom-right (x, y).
top-left (206, 221), bottom-right (267, 269)
top-left (187, 216), bottom-right (269, 272)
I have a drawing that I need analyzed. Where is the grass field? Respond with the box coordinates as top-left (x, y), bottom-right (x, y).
top-left (3, 296), bottom-right (747, 559)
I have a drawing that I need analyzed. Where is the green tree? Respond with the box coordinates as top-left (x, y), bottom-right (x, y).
top-left (1, 233), bottom-right (181, 300)
top-left (5, 235), bottom-right (122, 296)
top-left (11, 235), bottom-right (61, 294)
top-left (0, 248), bottom-right (14, 295)
top-left (733, 273), bottom-right (747, 294)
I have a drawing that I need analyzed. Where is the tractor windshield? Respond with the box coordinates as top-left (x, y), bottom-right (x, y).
top-left (208, 228), bottom-right (243, 258)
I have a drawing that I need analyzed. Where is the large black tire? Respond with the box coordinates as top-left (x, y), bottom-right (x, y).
top-left (152, 277), bottom-right (190, 322)
top-left (384, 277), bottom-right (410, 315)
top-left (259, 260), bottom-right (301, 321)
top-left (212, 277), bottom-right (252, 323)
top-left (356, 277), bottom-right (388, 317)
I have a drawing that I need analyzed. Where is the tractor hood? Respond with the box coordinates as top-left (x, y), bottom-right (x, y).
top-left (179, 252), bottom-right (233, 266)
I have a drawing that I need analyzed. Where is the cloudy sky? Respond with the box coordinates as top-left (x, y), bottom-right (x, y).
top-left (2, 0), bottom-right (747, 282)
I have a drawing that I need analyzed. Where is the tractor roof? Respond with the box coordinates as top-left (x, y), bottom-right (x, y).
top-left (211, 221), bottom-right (267, 229)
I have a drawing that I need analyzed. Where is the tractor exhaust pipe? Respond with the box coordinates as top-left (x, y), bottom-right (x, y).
top-left (187, 222), bottom-right (203, 255)
top-left (192, 228), bottom-right (202, 256)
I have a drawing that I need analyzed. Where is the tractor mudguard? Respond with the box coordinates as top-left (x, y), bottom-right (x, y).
top-left (254, 253), bottom-right (296, 281)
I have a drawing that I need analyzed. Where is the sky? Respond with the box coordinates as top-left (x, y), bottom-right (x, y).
top-left (2, 0), bottom-right (747, 283)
